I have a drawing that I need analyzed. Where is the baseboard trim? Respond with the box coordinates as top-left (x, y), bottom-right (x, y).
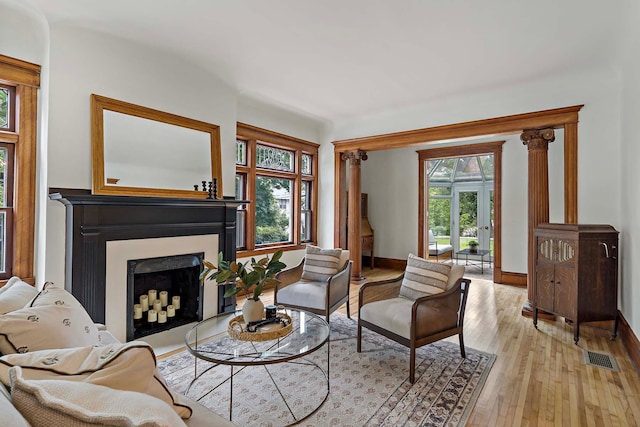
top-left (500, 271), bottom-right (527, 287)
top-left (372, 257), bottom-right (406, 271)
top-left (618, 311), bottom-right (640, 373)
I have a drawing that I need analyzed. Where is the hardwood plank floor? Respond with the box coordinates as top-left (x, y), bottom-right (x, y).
top-left (238, 267), bottom-right (640, 425)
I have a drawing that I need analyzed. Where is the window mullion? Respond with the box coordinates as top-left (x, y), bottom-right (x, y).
top-left (246, 139), bottom-right (257, 251)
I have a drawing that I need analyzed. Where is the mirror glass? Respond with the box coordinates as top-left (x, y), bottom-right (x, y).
top-left (91, 94), bottom-right (223, 198)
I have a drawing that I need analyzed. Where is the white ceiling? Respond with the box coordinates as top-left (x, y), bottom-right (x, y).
top-left (25, 0), bottom-right (622, 123)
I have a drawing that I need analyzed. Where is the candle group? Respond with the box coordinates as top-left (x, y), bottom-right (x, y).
top-left (135, 290), bottom-right (181, 324)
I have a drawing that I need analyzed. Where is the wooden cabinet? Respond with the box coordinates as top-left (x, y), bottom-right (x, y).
top-left (533, 223), bottom-right (619, 344)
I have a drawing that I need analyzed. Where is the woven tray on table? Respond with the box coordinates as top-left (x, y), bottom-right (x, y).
top-left (227, 313), bottom-right (292, 342)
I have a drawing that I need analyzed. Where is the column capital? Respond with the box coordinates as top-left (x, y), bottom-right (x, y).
top-left (521, 128), bottom-right (555, 150)
top-left (341, 149), bottom-right (368, 165)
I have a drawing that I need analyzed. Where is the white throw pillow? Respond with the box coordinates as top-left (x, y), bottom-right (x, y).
top-left (301, 245), bottom-right (342, 282)
top-left (0, 277), bottom-right (38, 315)
top-left (0, 342), bottom-right (193, 419)
top-left (0, 282), bottom-right (100, 355)
top-left (400, 253), bottom-right (452, 300)
top-left (9, 366), bottom-right (188, 427)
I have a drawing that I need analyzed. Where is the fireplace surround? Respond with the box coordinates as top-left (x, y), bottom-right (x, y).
top-left (49, 189), bottom-right (244, 336)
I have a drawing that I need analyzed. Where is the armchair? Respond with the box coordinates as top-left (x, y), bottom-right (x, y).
top-left (357, 255), bottom-right (469, 383)
top-left (428, 230), bottom-right (453, 262)
top-left (275, 249), bottom-right (352, 322)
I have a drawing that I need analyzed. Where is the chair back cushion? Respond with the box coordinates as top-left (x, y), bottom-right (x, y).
top-left (400, 253), bottom-right (452, 300)
top-left (301, 246), bottom-right (342, 282)
top-left (447, 264), bottom-right (465, 290)
top-left (428, 230), bottom-right (436, 244)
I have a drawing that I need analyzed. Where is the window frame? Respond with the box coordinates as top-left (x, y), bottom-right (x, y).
top-left (236, 122), bottom-right (319, 257)
top-left (0, 54), bottom-right (40, 285)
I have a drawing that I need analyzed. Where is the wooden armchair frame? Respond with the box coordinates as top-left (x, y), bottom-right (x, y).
top-left (357, 274), bottom-right (471, 383)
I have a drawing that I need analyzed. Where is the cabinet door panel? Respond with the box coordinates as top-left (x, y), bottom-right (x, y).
top-left (554, 265), bottom-right (576, 319)
top-left (536, 263), bottom-right (555, 311)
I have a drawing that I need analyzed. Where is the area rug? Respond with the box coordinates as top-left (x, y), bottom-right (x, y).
top-left (157, 313), bottom-right (495, 427)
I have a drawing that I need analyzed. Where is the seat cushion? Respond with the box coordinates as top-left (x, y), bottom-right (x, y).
top-left (428, 243), bottom-right (453, 256)
top-left (301, 246), bottom-right (342, 282)
top-left (400, 253), bottom-right (452, 300)
top-left (360, 298), bottom-right (413, 339)
top-left (276, 280), bottom-right (326, 311)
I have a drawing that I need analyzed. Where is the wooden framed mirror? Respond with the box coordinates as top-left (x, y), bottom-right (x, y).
top-left (91, 94), bottom-right (223, 198)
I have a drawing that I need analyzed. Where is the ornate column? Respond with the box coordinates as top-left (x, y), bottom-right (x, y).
top-left (521, 128), bottom-right (555, 318)
top-left (341, 150), bottom-right (368, 282)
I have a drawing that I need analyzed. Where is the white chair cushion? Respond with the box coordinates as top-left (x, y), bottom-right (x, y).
top-left (447, 264), bottom-right (465, 290)
top-left (428, 243), bottom-right (453, 256)
top-left (360, 297), bottom-right (413, 339)
top-left (428, 230), bottom-right (436, 243)
top-left (301, 246), bottom-right (342, 282)
top-left (276, 280), bottom-right (326, 311)
top-left (400, 253), bottom-right (452, 300)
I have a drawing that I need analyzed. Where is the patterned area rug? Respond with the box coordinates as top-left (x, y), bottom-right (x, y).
top-left (158, 313), bottom-right (495, 427)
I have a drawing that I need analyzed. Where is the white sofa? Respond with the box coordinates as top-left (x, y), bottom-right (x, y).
top-left (0, 278), bottom-right (234, 427)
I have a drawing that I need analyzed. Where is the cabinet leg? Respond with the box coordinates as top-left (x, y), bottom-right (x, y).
top-left (533, 307), bottom-right (538, 329)
top-left (612, 317), bottom-right (619, 340)
top-left (574, 323), bottom-right (580, 345)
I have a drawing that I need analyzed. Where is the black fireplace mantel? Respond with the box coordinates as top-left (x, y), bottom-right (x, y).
top-left (49, 188), bottom-right (246, 323)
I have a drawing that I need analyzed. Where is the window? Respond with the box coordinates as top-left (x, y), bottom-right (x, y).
top-left (236, 123), bottom-right (319, 255)
top-left (0, 54), bottom-right (40, 284)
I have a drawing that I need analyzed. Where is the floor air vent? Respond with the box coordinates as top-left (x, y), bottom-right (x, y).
top-left (583, 350), bottom-right (619, 372)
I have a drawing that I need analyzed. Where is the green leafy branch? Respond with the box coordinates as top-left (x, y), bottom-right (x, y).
top-left (199, 250), bottom-right (286, 301)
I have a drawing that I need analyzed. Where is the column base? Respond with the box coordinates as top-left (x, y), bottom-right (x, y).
top-left (350, 275), bottom-right (367, 285)
top-left (521, 301), bottom-right (556, 320)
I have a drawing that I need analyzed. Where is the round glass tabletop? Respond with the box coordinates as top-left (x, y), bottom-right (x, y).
top-left (184, 308), bottom-right (330, 366)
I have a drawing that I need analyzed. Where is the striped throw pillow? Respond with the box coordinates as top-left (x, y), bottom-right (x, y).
top-left (400, 253), bottom-right (452, 300)
top-left (301, 246), bottom-right (342, 282)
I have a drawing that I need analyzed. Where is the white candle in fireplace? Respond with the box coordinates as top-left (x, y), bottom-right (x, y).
top-left (133, 304), bottom-right (142, 319)
top-left (159, 291), bottom-right (169, 307)
top-left (147, 309), bottom-right (157, 323)
top-left (172, 296), bottom-right (180, 310)
top-left (153, 299), bottom-right (162, 312)
top-left (167, 305), bottom-right (176, 317)
top-left (158, 310), bottom-right (167, 323)
top-left (139, 295), bottom-right (149, 312)
top-left (148, 290), bottom-right (157, 304)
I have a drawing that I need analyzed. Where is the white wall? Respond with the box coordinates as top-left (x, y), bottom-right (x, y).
top-left (43, 25), bottom-right (238, 286)
top-left (619, 0), bottom-right (640, 338)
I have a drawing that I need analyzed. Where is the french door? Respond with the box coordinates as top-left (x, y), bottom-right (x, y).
top-left (453, 185), bottom-right (493, 256)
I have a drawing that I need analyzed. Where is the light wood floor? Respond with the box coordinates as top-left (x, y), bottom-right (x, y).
top-left (241, 268), bottom-right (640, 426)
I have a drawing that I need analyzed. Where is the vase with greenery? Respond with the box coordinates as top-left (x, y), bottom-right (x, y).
top-left (200, 250), bottom-right (286, 323)
top-left (468, 240), bottom-right (479, 253)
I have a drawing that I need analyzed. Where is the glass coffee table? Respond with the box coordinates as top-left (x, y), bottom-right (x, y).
top-left (455, 248), bottom-right (492, 273)
top-left (184, 308), bottom-right (330, 426)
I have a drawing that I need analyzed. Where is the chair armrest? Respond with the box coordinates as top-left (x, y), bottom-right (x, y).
top-left (326, 260), bottom-right (352, 306)
top-left (358, 274), bottom-right (404, 309)
top-left (275, 258), bottom-right (305, 293)
top-left (411, 278), bottom-right (471, 337)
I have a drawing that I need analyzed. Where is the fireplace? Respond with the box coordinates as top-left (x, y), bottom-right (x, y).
top-left (127, 252), bottom-right (204, 341)
top-left (49, 189), bottom-right (245, 342)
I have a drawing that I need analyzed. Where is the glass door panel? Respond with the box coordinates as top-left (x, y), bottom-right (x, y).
top-left (456, 189), bottom-right (480, 251)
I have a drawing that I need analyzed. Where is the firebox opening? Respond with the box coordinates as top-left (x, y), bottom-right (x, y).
top-left (127, 252), bottom-right (204, 341)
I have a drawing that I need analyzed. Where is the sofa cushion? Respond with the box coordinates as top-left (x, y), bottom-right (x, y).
top-left (399, 253), bottom-right (452, 300)
top-left (0, 277), bottom-right (38, 315)
top-left (0, 342), bottom-right (192, 419)
top-left (301, 246), bottom-right (342, 282)
top-left (9, 366), bottom-right (187, 427)
top-left (0, 282), bottom-right (100, 355)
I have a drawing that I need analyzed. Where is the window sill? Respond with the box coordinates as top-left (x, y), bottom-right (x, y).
top-left (237, 243), bottom-right (311, 259)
